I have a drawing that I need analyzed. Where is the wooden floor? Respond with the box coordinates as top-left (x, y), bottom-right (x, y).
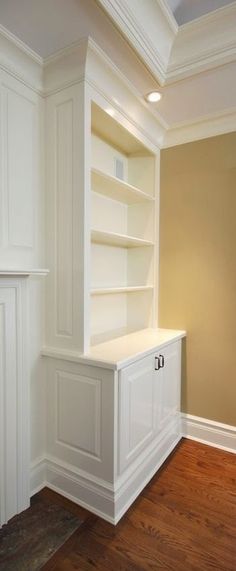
top-left (38, 438), bottom-right (236, 571)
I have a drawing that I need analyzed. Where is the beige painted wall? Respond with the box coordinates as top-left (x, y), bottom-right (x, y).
top-left (159, 132), bottom-right (236, 426)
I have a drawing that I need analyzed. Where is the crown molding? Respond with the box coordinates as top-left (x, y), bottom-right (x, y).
top-left (156, 0), bottom-right (178, 34)
top-left (96, 0), bottom-right (177, 86)
top-left (167, 2), bottom-right (236, 83)
top-left (0, 23), bottom-right (43, 92)
top-left (0, 8), bottom-right (236, 150)
top-left (43, 36), bottom-right (166, 147)
top-left (163, 106), bottom-right (236, 148)
top-left (85, 37), bottom-right (166, 147)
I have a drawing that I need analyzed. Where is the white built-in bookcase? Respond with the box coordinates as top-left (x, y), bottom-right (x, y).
top-left (45, 77), bottom-right (160, 354)
top-left (90, 103), bottom-right (158, 346)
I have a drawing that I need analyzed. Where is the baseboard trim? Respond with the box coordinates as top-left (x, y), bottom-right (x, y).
top-left (30, 457), bottom-right (47, 496)
top-left (30, 422), bottom-right (181, 524)
top-left (181, 414), bottom-right (236, 454)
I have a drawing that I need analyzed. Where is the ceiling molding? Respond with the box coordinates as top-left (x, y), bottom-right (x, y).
top-left (167, 2), bottom-right (236, 82)
top-left (156, 0), bottom-right (178, 34)
top-left (0, 6), bottom-right (236, 149)
top-left (163, 106), bottom-right (236, 148)
top-left (166, 43), bottom-right (236, 83)
top-left (96, 0), bottom-right (177, 85)
top-left (0, 23), bottom-right (43, 92)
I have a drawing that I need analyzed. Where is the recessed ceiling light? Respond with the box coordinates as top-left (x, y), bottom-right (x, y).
top-left (146, 91), bottom-right (162, 103)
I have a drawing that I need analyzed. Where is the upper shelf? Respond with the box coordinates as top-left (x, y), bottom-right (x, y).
top-left (91, 103), bottom-right (154, 156)
top-left (91, 168), bottom-right (154, 205)
top-left (91, 229), bottom-right (154, 248)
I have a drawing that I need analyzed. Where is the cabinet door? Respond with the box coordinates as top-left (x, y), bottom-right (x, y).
top-left (157, 341), bottom-right (181, 432)
top-left (119, 353), bottom-right (156, 473)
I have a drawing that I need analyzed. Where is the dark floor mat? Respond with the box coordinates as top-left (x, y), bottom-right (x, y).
top-left (0, 499), bottom-right (83, 570)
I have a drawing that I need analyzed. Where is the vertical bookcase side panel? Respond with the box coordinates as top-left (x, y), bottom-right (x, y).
top-left (45, 82), bottom-right (90, 353)
top-left (77, 81), bottom-right (91, 354)
top-left (154, 151), bottom-right (160, 328)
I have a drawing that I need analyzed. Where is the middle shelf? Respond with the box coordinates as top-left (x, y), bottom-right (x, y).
top-left (91, 168), bottom-right (154, 205)
top-left (91, 229), bottom-right (154, 248)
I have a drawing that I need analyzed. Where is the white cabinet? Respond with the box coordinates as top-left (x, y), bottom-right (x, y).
top-left (119, 352), bottom-right (156, 472)
top-left (119, 340), bottom-right (181, 473)
top-left (158, 342), bottom-right (181, 432)
top-left (44, 332), bottom-right (184, 524)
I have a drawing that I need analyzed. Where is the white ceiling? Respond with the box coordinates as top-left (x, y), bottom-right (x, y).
top-left (166, 0), bottom-right (234, 25)
top-left (0, 0), bottom-right (235, 138)
top-left (0, 0), bottom-right (158, 94)
top-left (0, 0), bottom-right (108, 58)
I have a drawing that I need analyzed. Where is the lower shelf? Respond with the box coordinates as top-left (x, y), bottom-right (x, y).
top-left (91, 285), bottom-right (153, 295)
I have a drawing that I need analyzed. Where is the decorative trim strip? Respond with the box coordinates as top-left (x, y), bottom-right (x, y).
top-left (181, 414), bottom-right (236, 454)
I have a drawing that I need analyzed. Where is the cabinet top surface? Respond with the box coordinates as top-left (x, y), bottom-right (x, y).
top-left (82, 328), bottom-right (186, 370)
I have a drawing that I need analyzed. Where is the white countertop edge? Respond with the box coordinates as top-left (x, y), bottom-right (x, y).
top-left (0, 268), bottom-right (50, 277)
top-left (41, 329), bottom-right (186, 370)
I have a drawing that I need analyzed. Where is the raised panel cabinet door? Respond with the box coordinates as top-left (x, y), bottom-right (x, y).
top-left (119, 353), bottom-right (156, 473)
top-left (158, 341), bottom-right (181, 432)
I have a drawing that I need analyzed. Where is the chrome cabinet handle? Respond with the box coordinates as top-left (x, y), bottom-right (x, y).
top-left (155, 356), bottom-right (160, 371)
top-left (159, 354), bottom-right (164, 368)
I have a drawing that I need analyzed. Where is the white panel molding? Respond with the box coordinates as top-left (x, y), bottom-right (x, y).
top-left (0, 71), bottom-right (44, 268)
top-left (167, 3), bottom-right (236, 83)
top-left (182, 414), bottom-right (236, 454)
top-left (0, 279), bottom-right (30, 526)
top-left (163, 106), bottom-right (236, 148)
top-left (55, 98), bottom-right (73, 337)
top-left (55, 371), bottom-right (101, 460)
top-left (3, 85), bottom-right (35, 249)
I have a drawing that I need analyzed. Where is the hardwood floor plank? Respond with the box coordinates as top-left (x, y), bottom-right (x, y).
top-left (27, 440), bottom-right (236, 571)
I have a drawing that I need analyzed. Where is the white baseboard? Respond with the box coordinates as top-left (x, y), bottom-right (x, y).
top-left (181, 414), bottom-right (236, 454)
top-left (30, 415), bottom-right (235, 524)
top-left (30, 422), bottom-right (181, 524)
top-left (30, 457), bottom-right (47, 496)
